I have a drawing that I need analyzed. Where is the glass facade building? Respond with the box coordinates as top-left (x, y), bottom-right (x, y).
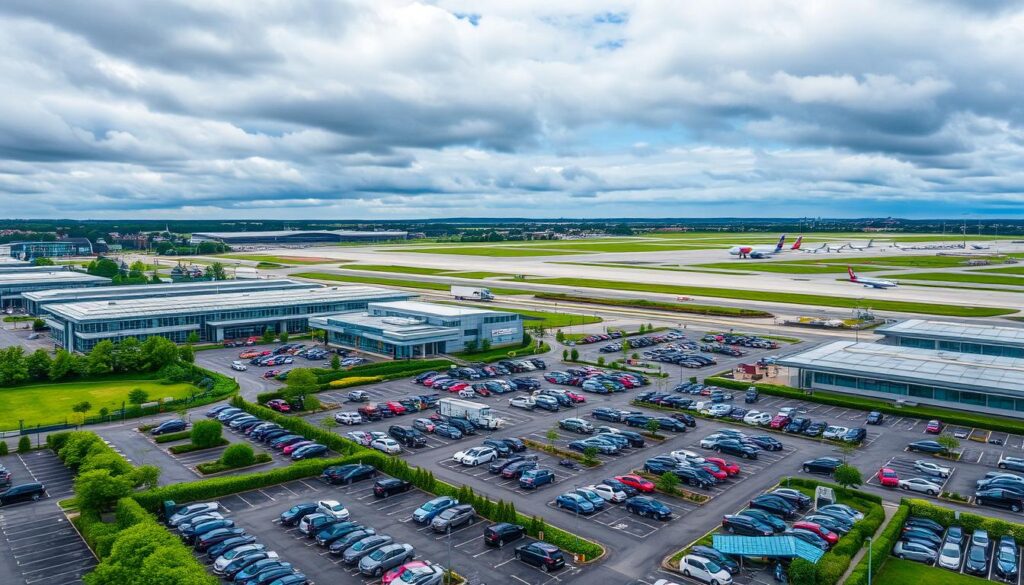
top-left (877, 319), bottom-right (1024, 358)
top-left (7, 239), bottom-right (93, 260)
top-left (0, 271), bottom-right (111, 309)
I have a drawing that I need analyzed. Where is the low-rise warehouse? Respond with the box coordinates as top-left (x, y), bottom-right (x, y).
top-left (45, 285), bottom-right (413, 352)
top-left (778, 341), bottom-right (1024, 418)
top-left (0, 271), bottom-right (110, 309)
top-left (877, 318), bottom-right (1024, 358)
top-left (311, 300), bottom-right (523, 359)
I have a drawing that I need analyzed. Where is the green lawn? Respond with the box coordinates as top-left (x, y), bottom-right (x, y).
top-left (895, 272), bottom-right (1024, 286)
top-left (527, 276), bottom-right (1016, 317)
top-left (875, 558), bottom-right (990, 585)
top-left (342, 264), bottom-right (451, 275)
top-left (977, 265), bottom-right (1024, 275)
top-left (443, 271), bottom-right (517, 279)
top-left (290, 272), bottom-right (529, 295)
top-left (220, 254), bottom-right (337, 265)
top-left (0, 380), bottom-right (197, 429)
top-left (736, 254), bottom-right (1014, 271)
top-left (555, 261), bottom-right (758, 276)
top-left (695, 262), bottom-right (887, 274)
top-left (397, 246), bottom-right (588, 257)
top-left (440, 302), bottom-right (601, 328)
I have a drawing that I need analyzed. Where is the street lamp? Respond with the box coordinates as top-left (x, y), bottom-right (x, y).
top-left (867, 536), bottom-right (873, 585)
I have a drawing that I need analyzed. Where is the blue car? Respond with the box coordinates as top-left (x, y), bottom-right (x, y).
top-left (412, 496), bottom-right (458, 524)
top-left (555, 493), bottom-right (595, 514)
top-left (519, 469), bottom-right (555, 489)
top-left (624, 496), bottom-right (672, 520)
top-left (434, 424), bottom-right (463, 440)
top-left (291, 444), bottom-right (328, 460)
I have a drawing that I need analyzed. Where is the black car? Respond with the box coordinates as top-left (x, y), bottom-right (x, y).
top-left (802, 457), bottom-right (842, 475)
top-left (965, 543), bottom-right (989, 576)
top-left (512, 378), bottom-right (540, 391)
top-left (904, 517), bottom-right (944, 535)
top-left (195, 527), bottom-right (247, 552)
top-left (482, 439), bottom-right (512, 458)
top-left (907, 440), bottom-right (949, 455)
top-left (769, 488), bottom-right (811, 509)
top-left (996, 535), bottom-right (1019, 580)
top-left (690, 545), bottom-right (740, 575)
top-left (671, 412), bottom-right (697, 427)
top-left (975, 488), bottom-right (1024, 512)
top-left (279, 503), bottom-right (319, 526)
top-left (655, 417), bottom-right (687, 432)
top-left (321, 464), bottom-right (376, 485)
top-left (0, 482), bottom-right (45, 506)
top-left (206, 535), bottom-right (257, 559)
top-left (151, 419), bottom-right (187, 435)
top-left (500, 437), bottom-right (526, 453)
top-left (624, 415), bottom-right (653, 428)
top-left (749, 494), bottom-right (797, 518)
top-left (388, 425), bottom-right (427, 448)
top-left (745, 388), bottom-right (759, 403)
top-left (746, 436), bottom-right (783, 451)
top-left (373, 478), bottom-right (412, 498)
top-left (714, 439), bottom-right (759, 460)
top-left (739, 509), bottom-right (786, 533)
top-left (514, 542), bottom-right (565, 571)
top-left (803, 421), bottom-right (827, 437)
top-left (670, 466), bottom-right (716, 489)
top-left (601, 478), bottom-right (638, 497)
top-left (843, 428), bottom-right (867, 443)
top-left (866, 411), bottom-right (884, 425)
top-left (784, 418), bottom-right (811, 434)
top-left (484, 522), bottom-right (524, 547)
top-left (591, 408), bottom-right (625, 423)
top-left (722, 514), bottom-right (773, 536)
top-left (446, 417), bottom-right (477, 436)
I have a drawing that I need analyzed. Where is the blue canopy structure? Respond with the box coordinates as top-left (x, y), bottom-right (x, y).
top-left (711, 535), bottom-right (825, 564)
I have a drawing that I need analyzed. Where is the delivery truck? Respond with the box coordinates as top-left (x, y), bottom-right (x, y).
top-left (451, 285), bottom-right (494, 301)
top-left (438, 397), bottom-right (503, 429)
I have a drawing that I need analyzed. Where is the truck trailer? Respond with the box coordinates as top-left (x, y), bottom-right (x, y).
top-left (451, 285), bottom-right (494, 301)
top-left (437, 397), bottom-right (503, 429)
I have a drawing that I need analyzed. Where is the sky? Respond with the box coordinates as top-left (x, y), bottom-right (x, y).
top-left (1, 0), bottom-right (1023, 220)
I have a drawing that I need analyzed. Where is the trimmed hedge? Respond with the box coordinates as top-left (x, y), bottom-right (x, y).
top-left (328, 376), bottom-right (385, 389)
top-left (256, 390), bottom-right (284, 404)
top-left (521, 438), bottom-right (601, 467)
top-left (152, 430), bottom-right (190, 444)
top-left (707, 376), bottom-right (1024, 435)
top-left (315, 359), bottom-right (454, 385)
top-left (168, 438), bottom-right (228, 454)
top-left (846, 502), bottom-right (910, 585)
top-left (905, 497), bottom-right (1024, 541)
top-left (196, 453), bottom-right (272, 475)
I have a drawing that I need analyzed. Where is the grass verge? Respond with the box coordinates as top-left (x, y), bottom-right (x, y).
top-left (440, 301), bottom-right (601, 328)
top-left (874, 558), bottom-right (989, 585)
top-left (220, 254), bottom-right (335, 264)
top-left (291, 272), bottom-right (528, 295)
top-left (894, 271), bottom-right (1024, 286)
top-left (196, 453), bottom-right (272, 475)
top-left (534, 292), bottom-right (773, 318)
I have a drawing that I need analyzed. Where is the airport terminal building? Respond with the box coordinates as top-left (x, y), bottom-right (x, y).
top-left (190, 230), bottom-right (407, 245)
top-left (0, 271), bottom-right (111, 309)
top-left (876, 319), bottom-right (1024, 358)
top-left (45, 285), bottom-right (413, 352)
top-left (310, 301), bottom-right (523, 359)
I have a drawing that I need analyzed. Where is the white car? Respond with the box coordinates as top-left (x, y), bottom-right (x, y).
top-left (822, 426), bottom-right (849, 440)
top-left (585, 483), bottom-right (626, 503)
top-left (938, 541), bottom-right (962, 570)
top-left (654, 581), bottom-right (681, 585)
top-left (699, 434), bottom-right (725, 449)
top-left (458, 388), bottom-right (476, 399)
top-left (670, 449), bottom-right (705, 464)
top-left (231, 360), bottom-right (247, 372)
top-left (346, 431), bottom-right (373, 446)
top-left (898, 477), bottom-right (942, 495)
top-left (213, 544), bottom-right (266, 573)
top-left (370, 431), bottom-right (389, 441)
top-left (371, 438), bottom-right (402, 454)
top-left (777, 407), bottom-right (798, 417)
top-left (334, 412), bottom-right (362, 425)
top-left (317, 500), bottom-right (350, 520)
top-left (914, 460), bottom-right (952, 478)
top-left (509, 396), bottom-right (536, 410)
top-left (743, 411), bottom-right (771, 426)
top-left (453, 447), bottom-right (497, 466)
top-left (680, 554), bottom-right (733, 585)
top-left (706, 404), bottom-right (732, 417)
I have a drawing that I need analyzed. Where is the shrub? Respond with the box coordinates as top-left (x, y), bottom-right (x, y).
top-left (17, 436), bottom-right (31, 453)
top-left (220, 444), bottom-right (255, 468)
top-left (190, 420), bottom-right (222, 449)
top-left (168, 439), bottom-right (228, 454)
top-left (328, 376), bottom-right (385, 389)
top-left (152, 430), bottom-right (191, 444)
top-left (0, 441), bottom-right (7, 456)
top-left (846, 503), bottom-right (910, 585)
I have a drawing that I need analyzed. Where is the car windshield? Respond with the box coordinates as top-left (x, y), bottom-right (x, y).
top-left (369, 549), bottom-right (387, 561)
top-left (705, 561), bottom-right (722, 573)
top-left (942, 544), bottom-right (959, 556)
top-left (421, 502), bottom-right (437, 512)
top-left (970, 548), bottom-right (986, 561)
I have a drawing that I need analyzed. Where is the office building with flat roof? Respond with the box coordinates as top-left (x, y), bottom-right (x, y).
top-left (0, 271), bottom-right (110, 309)
top-left (877, 318), bottom-right (1024, 358)
top-left (45, 285), bottom-right (414, 352)
top-left (311, 300), bottom-right (523, 359)
top-left (779, 341), bottom-right (1024, 418)
top-left (189, 230), bottom-right (407, 245)
top-left (0, 265), bottom-right (71, 275)
top-left (7, 239), bottom-right (93, 259)
top-left (22, 278), bottom-right (316, 316)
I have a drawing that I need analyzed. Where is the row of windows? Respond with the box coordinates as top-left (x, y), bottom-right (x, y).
top-left (808, 371), bottom-right (1024, 413)
top-left (483, 315), bottom-right (517, 324)
top-left (897, 336), bottom-right (1024, 358)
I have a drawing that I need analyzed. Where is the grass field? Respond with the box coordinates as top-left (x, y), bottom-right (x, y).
top-left (397, 246), bottom-right (588, 257)
top-left (895, 272), bottom-right (1024, 286)
top-left (874, 558), bottom-right (989, 585)
top-left (440, 302), bottom-right (601, 328)
top-left (527, 277), bottom-right (1015, 317)
top-left (555, 261), bottom-right (758, 276)
top-left (695, 262), bottom-right (887, 274)
top-left (291, 272), bottom-right (529, 295)
top-left (977, 265), bottom-right (1024, 275)
top-left (0, 380), bottom-right (196, 429)
top-left (343, 264), bottom-right (450, 275)
top-left (220, 254), bottom-right (336, 265)
top-left (445, 271), bottom-right (517, 279)
top-left (696, 254), bottom-right (1014, 272)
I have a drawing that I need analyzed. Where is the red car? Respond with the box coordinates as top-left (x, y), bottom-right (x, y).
top-left (877, 467), bottom-right (899, 487)
top-left (472, 385), bottom-right (492, 397)
top-left (793, 521), bottom-right (839, 545)
top-left (770, 415), bottom-right (791, 429)
top-left (448, 382), bottom-right (470, 393)
top-left (925, 420), bottom-right (943, 434)
top-left (266, 399), bottom-right (291, 413)
top-left (382, 561), bottom-right (438, 585)
top-left (700, 462), bottom-right (729, 480)
top-left (615, 474), bottom-right (655, 493)
top-left (263, 369), bottom-right (282, 379)
top-left (705, 457), bottom-right (740, 476)
top-left (283, 440), bottom-right (313, 455)
top-left (565, 391), bottom-right (586, 403)
top-left (385, 401), bottom-right (406, 415)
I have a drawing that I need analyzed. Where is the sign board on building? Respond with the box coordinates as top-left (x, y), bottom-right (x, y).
top-left (491, 328), bottom-right (517, 336)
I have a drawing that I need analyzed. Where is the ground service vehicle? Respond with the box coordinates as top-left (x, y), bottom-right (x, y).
top-left (451, 286), bottom-right (494, 301)
top-left (437, 398), bottom-right (502, 429)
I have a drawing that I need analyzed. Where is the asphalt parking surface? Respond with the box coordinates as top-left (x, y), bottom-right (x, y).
top-left (0, 451), bottom-right (94, 585)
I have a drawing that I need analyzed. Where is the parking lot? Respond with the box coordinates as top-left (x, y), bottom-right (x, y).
top-left (0, 451), bottom-right (94, 585)
top-left (199, 473), bottom-right (585, 585)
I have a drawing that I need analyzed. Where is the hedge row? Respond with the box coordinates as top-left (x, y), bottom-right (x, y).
top-left (904, 497), bottom-right (1024, 541)
top-left (152, 430), bottom-right (191, 444)
top-left (846, 503), bottom-right (910, 585)
top-left (327, 375), bottom-right (385, 389)
top-left (707, 376), bottom-right (1024, 435)
top-left (315, 359), bottom-right (454, 384)
top-left (521, 438), bottom-right (601, 467)
top-left (229, 396), bottom-right (363, 455)
top-left (196, 453), bottom-right (272, 475)
top-left (168, 438), bottom-right (228, 454)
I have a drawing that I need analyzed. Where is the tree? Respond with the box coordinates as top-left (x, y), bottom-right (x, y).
top-left (112, 337), bottom-right (143, 373)
top-left (279, 330), bottom-right (289, 344)
top-left (655, 470), bottom-right (679, 494)
top-left (262, 327), bottom-right (275, 344)
top-left (132, 465), bottom-right (160, 489)
top-left (596, 356), bottom-right (605, 366)
top-left (48, 349), bottom-right (73, 381)
top-left (72, 401), bottom-right (92, 413)
top-left (0, 442), bottom-right (7, 456)
top-left (127, 388), bottom-right (149, 405)
top-left (562, 349), bottom-right (568, 360)
top-left (186, 332), bottom-right (200, 344)
top-left (555, 330), bottom-right (565, 343)
top-left (283, 368), bottom-right (318, 402)
top-left (17, 436), bottom-right (31, 453)
top-left (25, 349), bottom-right (51, 381)
top-left (645, 418), bottom-right (661, 437)
top-left (210, 262), bottom-right (227, 281)
top-left (938, 435), bottom-right (960, 454)
top-left (87, 258), bottom-right (121, 278)
top-left (304, 395), bottom-right (321, 411)
top-left (569, 348), bottom-right (579, 361)
top-left (32, 318), bottom-right (46, 332)
top-left (190, 420), bottom-right (223, 449)
top-left (177, 345), bottom-right (195, 364)
top-left (330, 354), bottom-right (341, 370)
top-left (220, 444), bottom-right (255, 468)
top-left (87, 340), bottom-right (115, 376)
top-left (582, 445), bottom-right (599, 465)
top-left (31, 257), bottom-right (55, 266)
top-left (463, 339), bottom-right (478, 352)
top-left (481, 338), bottom-right (491, 351)
top-left (74, 469), bottom-right (134, 513)
top-left (0, 346), bottom-right (29, 386)
top-left (834, 464), bottom-right (863, 489)
top-left (141, 337), bottom-right (179, 371)
top-left (546, 429), bottom-right (559, 445)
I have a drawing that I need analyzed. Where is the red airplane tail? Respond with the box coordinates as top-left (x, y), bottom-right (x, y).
top-left (847, 267), bottom-right (857, 281)
top-left (791, 236), bottom-right (803, 250)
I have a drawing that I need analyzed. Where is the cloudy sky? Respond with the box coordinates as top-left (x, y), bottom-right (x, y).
top-left (2, 0), bottom-right (1023, 219)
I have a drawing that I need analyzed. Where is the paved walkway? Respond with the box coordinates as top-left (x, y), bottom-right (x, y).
top-left (840, 500), bottom-right (900, 583)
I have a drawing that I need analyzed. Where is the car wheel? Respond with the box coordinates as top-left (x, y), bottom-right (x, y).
top-left (1013, 504), bottom-right (1021, 513)
top-left (683, 569), bottom-right (691, 577)
top-left (927, 490), bottom-right (936, 496)
top-left (514, 552), bottom-right (521, 560)
top-left (639, 510), bottom-right (647, 517)
top-left (897, 554), bottom-right (905, 560)
top-left (803, 466), bottom-right (810, 472)
top-left (727, 526), bottom-right (734, 533)
top-left (711, 581), bottom-right (719, 585)
top-left (31, 493), bottom-right (41, 501)
top-left (977, 498), bottom-right (985, 506)
top-left (1000, 463), bottom-right (1007, 469)
top-left (901, 485), bottom-right (908, 490)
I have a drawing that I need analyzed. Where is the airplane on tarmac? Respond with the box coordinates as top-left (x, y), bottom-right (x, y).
top-left (847, 267), bottom-right (897, 289)
top-left (842, 239), bottom-right (874, 251)
top-left (802, 242), bottom-right (843, 254)
top-left (971, 243), bottom-right (991, 250)
top-left (728, 235), bottom-right (801, 259)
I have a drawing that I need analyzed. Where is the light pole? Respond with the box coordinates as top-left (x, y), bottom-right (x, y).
top-left (446, 525), bottom-right (453, 583)
top-left (867, 536), bottom-right (873, 585)
top-left (572, 484), bottom-right (580, 549)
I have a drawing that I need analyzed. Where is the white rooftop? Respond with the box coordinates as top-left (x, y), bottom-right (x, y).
top-left (369, 300), bottom-right (506, 317)
top-left (779, 341), bottom-right (1024, 396)
top-left (23, 278), bottom-right (311, 302)
top-left (0, 271), bottom-right (109, 285)
top-left (877, 319), bottom-right (1024, 349)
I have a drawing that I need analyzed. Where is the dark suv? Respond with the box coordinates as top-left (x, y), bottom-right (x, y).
top-left (484, 522), bottom-right (524, 547)
top-left (0, 482), bottom-right (45, 505)
top-left (373, 478), bottom-right (412, 498)
top-left (388, 425), bottom-right (427, 448)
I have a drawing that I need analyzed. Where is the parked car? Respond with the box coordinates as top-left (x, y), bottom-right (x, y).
top-left (925, 420), bottom-right (943, 434)
top-left (514, 541), bottom-right (565, 572)
top-left (431, 504), bottom-right (475, 532)
top-left (996, 535), bottom-right (1019, 580)
top-left (938, 540), bottom-right (963, 570)
top-left (680, 554), bottom-right (734, 585)
top-left (908, 440), bottom-right (949, 455)
top-left (413, 497), bottom-right (458, 524)
top-left (359, 543), bottom-right (415, 577)
top-left (558, 418), bottom-right (595, 434)
top-left (722, 514), bottom-right (773, 536)
top-left (615, 474), bottom-right (655, 493)
top-left (965, 542), bottom-right (990, 576)
top-left (373, 478), bottom-right (412, 499)
top-left (914, 460), bottom-right (952, 478)
top-left (999, 456), bottom-right (1024, 472)
top-left (770, 488), bottom-right (811, 509)
top-left (713, 439), bottom-right (759, 460)
top-left (893, 540), bottom-right (937, 564)
top-left (321, 463), bottom-right (376, 485)
top-left (341, 534), bottom-right (393, 565)
top-left (877, 468), bottom-right (900, 487)
top-left (371, 438), bottom-right (402, 455)
top-left (381, 561), bottom-right (445, 585)
top-left (802, 457), bottom-right (841, 475)
top-left (748, 495), bottom-right (796, 519)
top-left (625, 496), bottom-right (672, 520)
top-left (519, 469), bottom-right (555, 489)
top-left (898, 477), bottom-right (942, 495)
top-left (151, 419), bottom-right (187, 435)
top-left (453, 447), bottom-right (498, 466)
top-left (484, 522), bottom-right (524, 547)
top-left (555, 493), bottom-right (595, 515)
top-left (739, 509), bottom-right (786, 533)
top-left (866, 411), bottom-right (884, 425)
top-left (793, 522), bottom-right (839, 545)
top-left (975, 488), bottom-right (1024, 512)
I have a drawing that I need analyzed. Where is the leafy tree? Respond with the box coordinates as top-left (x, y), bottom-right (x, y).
top-left (98, 407), bottom-right (109, 418)
top-left (210, 262), bottom-right (227, 281)
top-left (262, 328), bottom-right (275, 344)
top-left (938, 435), bottom-right (960, 453)
top-left (132, 465), bottom-right (160, 489)
top-left (129, 260), bottom-right (147, 276)
top-left (87, 258), bottom-right (121, 278)
top-left (127, 388), bottom-right (149, 405)
top-left (190, 420), bottom-right (223, 449)
top-left (177, 345), bottom-right (195, 364)
top-left (279, 330), bottom-right (289, 343)
top-left (141, 337), bottom-right (179, 371)
top-left (26, 349), bottom-right (51, 380)
top-left (32, 318), bottom-right (46, 332)
top-left (562, 349), bottom-right (568, 360)
top-left (31, 257), bottom-right (55, 266)
top-left (80, 451), bottom-right (133, 477)
top-left (0, 346), bottom-right (28, 385)
top-left (582, 445), bottom-right (599, 465)
top-left (645, 418), bottom-right (661, 437)
top-left (186, 332), bottom-right (200, 344)
top-left (330, 354), bottom-right (341, 370)
top-left (87, 340), bottom-right (115, 375)
top-left (569, 348), bottom-right (579, 361)
top-left (149, 271), bottom-right (162, 283)
top-left (463, 339), bottom-right (478, 352)
top-left (304, 395), bottom-right (321, 411)
top-left (481, 338), bottom-right (491, 351)
top-left (834, 464), bottom-right (863, 489)
top-left (72, 401), bottom-right (92, 413)
top-left (17, 436), bottom-right (31, 453)
top-left (112, 337), bottom-right (143, 372)
top-left (555, 330), bottom-right (565, 343)
top-left (74, 469), bottom-right (134, 513)
top-left (283, 368), bottom-right (318, 402)
top-left (596, 356), bottom-right (605, 366)
top-left (71, 353), bottom-right (90, 377)
top-left (655, 470), bottom-right (679, 494)
top-left (220, 443), bottom-right (255, 468)
top-left (0, 442), bottom-right (7, 456)
top-left (546, 429), bottom-right (559, 445)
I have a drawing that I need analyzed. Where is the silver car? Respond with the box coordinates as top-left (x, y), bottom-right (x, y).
top-left (899, 477), bottom-right (942, 495)
top-left (358, 542), bottom-right (415, 577)
top-left (999, 456), bottom-right (1024, 472)
top-left (342, 534), bottom-right (393, 565)
top-left (430, 504), bottom-right (475, 533)
top-left (938, 541), bottom-right (962, 570)
top-left (914, 460), bottom-right (951, 478)
top-left (893, 540), bottom-right (937, 564)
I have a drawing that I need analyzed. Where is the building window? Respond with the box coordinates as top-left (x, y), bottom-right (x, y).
top-left (908, 385), bottom-right (933, 399)
top-left (988, 395), bottom-right (1015, 411)
top-left (960, 391), bottom-right (986, 406)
